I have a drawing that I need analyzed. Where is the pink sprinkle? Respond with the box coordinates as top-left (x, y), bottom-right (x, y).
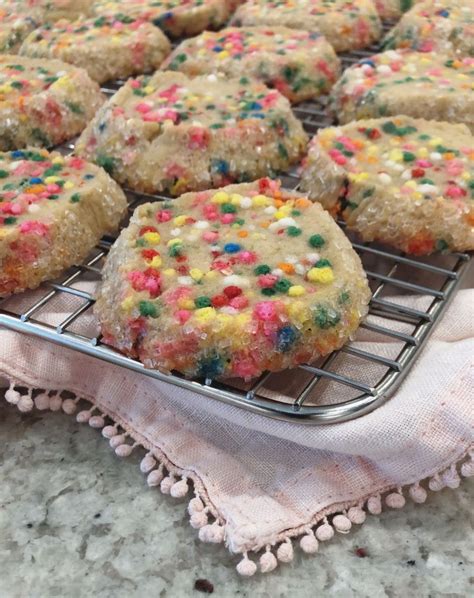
top-left (445, 186), bottom-right (466, 198)
top-left (220, 213), bottom-right (235, 224)
top-left (416, 159), bottom-right (432, 168)
top-left (328, 149), bottom-right (347, 166)
top-left (68, 157), bottom-right (85, 170)
top-left (135, 102), bottom-right (152, 114)
top-left (176, 310), bottom-right (192, 324)
top-left (130, 79), bottom-right (141, 89)
top-left (156, 209), bottom-right (172, 222)
top-left (229, 296), bottom-right (249, 310)
top-left (238, 250), bottom-right (257, 264)
top-left (254, 301), bottom-right (276, 321)
top-left (19, 221), bottom-right (49, 236)
top-left (46, 184), bottom-right (61, 193)
top-left (202, 230), bottom-right (219, 243)
top-left (258, 274), bottom-right (278, 288)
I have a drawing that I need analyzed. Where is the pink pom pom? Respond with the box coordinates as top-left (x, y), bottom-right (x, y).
top-left (385, 492), bottom-right (406, 509)
top-left (188, 496), bottom-right (205, 515)
top-left (89, 415), bottom-right (105, 429)
top-left (18, 394), bottom-right (34, 412)
top-left (300, 532), bottom-right (319, 554)
top-left (199, 522), bottom-right (224, 543)
top-left (109, 434), bottom-right (126, 448)
top-left (160, 475), bottom-right (174, 494)
top-left (190, 510), bottom-right (208, 529)
top-left (146, 468), bottom-right (164, 487)
top-left (49, 395), bottom-right (63, 411)
top-left (5, 387), bottom-right (20, 405)
top-left (236, 554), bottom-right (257, 577)
top-left (140, 454), bottom-right (156, 474)
top-left (367, 495), bottom-right (382, 515)
top-left (102, 425), bottom-right (117, 439)
top-left (34, 393), bottom-right (50, 410)
top-left (409, 483), bottom-right (427, 503)
top-left (315, 522), bottom-right (334, 542)
top-left (170, 478), bottom-right (189, 498)
top-left (333, 514), bottom-right (352, 533)
top-left (62, 399), bottom-right (77, 415)
top-left (347, 506), bottom-right (366, 525)
top-left (277, 540), bottom-right (293, 563)
top-left (76, 410), bottom-right (91, 423)
top-left (115, 444), bottom-right (134, 457)
top-left (260, 550), bottom-right (278, 573)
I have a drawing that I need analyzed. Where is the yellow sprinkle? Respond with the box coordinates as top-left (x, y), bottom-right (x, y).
top-left (45, 176), bottom-right (59, 183)
top-left (178, 298), bottom-right (195, 310)
top-left (173, 215), bottom-right (188, 226)
top-left (163, 268), bottom-right (176, 276)
top-left (274, 210), bottom-right (287, 220)
top-left (52, 156), bottom-right (64, 165)
top-left (63, 181), bottom-right (74, 190)
top-left (150, 256), bottom-right (162, 268)
top-left (418, 147), bottom-right (428, 158)
top-left (217, 50), bottom-right (229, 59)
top-left (348, 172), bottom-right (369, 183)
top-left (204, 270), bottom-right (218, 280)
top-left (404, 180), bottom-right (417, 190)
top-left (307, 267), bottom-right (334, 284)
top-left (230, 193), bottom-right (243, 205)
top-left (194, 307), bottom-right (216, 322)
top-left (428, 137), bottom-right (442, 147)
top-left (189, 268), bottom-right (203, 281)
top-left (216, 313), bottom-right (233, 329)
top-left (167, 238), bottom-right (182, 246)
top-left (235, 313), bottom-right (251, 328)
top-left (288, 285), bottom-right (306, 297)
top-left (287, 301), bottom-right (310, 323)
top-left (121, 297), bottom-right (135, 312)
top-left (211, 191), bottom-right (229, 204)
top-left (143, 85), bottom-right (154, 94)
top-left (389, 149), bottom-right (403, 162)
top-left (252, 194), bottom-right (270, 207)
top-left (143, 232), bottom-right (161, 244)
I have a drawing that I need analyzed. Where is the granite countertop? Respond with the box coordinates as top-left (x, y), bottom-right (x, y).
top-left (0, 402), bottom-right (472, 598)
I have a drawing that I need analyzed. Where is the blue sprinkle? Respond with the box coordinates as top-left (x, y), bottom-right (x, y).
top-left (360, 59), bottom-right (375, 67)
top-left (30, 177), bottom-right (43, 184)
top-left (224, 243), bottom-right (241, 253)
top-left (83, 174), bottom-right (94, 180)
top-left (98, 122), bottom-right (106, 132)
top-left (11, 150), bottom-right (25, 158)
top-left (247, 101), bottom-right (262, 110)
top-left (212, 45), bottom-right (223, 52)
top-left (438, 9), bottom-right (449, 16)
top-left (211, 159), bottom-right (229, 174)
top-left (250, 113), bottom-right (265, 119)
top-left (276, 325), bottom-right (298, 353)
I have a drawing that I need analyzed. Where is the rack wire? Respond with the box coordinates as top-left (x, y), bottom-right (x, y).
top-left (0, 34), bottom-right (471, 424)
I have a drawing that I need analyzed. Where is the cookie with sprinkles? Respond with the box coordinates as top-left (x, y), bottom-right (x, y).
top-left (20, 15), bottom-right (171, 84)
top-left (0, 148), bottom-right (127, 296)
top-left (300, 116), bottom-right (474, 255)
top-left (95, 179), bottom-right (370, 380)
top-left (383, 0), bottom-right (474, 57)
top-left (75, 71), bottom-right (308, 196)
top-left (330, 50), bottom-right (474, 132)
top-left (231, 0), bottom-right (382, 53)
top-left (91, 0), bottom-right (233, 38)
top-left (0, 55), bottom-right (104, 150)
top-left (1, 0), bottom-right (94, 23)
top-left (161, 26), bottom-right (341, 105)
top-left (0, 11), bottom-right (37, 54)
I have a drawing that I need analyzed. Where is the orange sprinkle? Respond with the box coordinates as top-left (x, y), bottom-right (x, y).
top-left (274, 198), bottom-right (284, 208)
top-left (25, 184), bottom-right (45, 194)
top-left (238, 230), bottom-right (248, 238)
top-left (259, 221), bottom-right (269, 229)
top-left (278, 262), bottom-right (295, 274)
top-left (295, 197), bottom-right (312, 209)
top-left (443, 152), bottom-right (455, 160)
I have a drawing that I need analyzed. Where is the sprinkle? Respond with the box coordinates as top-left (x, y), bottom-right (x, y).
top-left (288, 285), bottom-right (306, 296)
top-left (307, 267), bottom-right (334, 284)
top-left (308, 234), bottom-right (325, 248)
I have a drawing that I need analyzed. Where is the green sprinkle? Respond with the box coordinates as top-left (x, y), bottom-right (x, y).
top-left (139, 301), bottom-right (159, 318)
top-left (4, 216), bottom-right (17, 225)
top-left (195, 296), bottom-right (212, 308)
top-left (403, 151), bottom-right (416, 162)
top-left (70, 193), bottom-right (81, 203)
top-left (315, 306), bottom-right (341, 329)
top-left (287, 226), bottom-right (302, 237)
top-left (96, 154), bottom-right (116, 174)
top-left (275, 279), bottom-right (291, 293)
top-left (0, 170), bottom-right (8, 179)
top-left (221, 203), bottom-right (237, 214)
top-left (261, 287), bottom-right (276, 296)
top-left (338, 291), bottom-right (350, 304)
top-left (309, 234), bottom-right (325, 248)
top-left (435, 239), bottom-right (449, 251)
top-left (254, 264), bottom-right (271, 275)
top-left (315, 258), bottom-right (332, 268)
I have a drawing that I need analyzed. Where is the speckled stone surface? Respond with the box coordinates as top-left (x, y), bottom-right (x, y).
top-left (0, 403), bottom-right (472, 597)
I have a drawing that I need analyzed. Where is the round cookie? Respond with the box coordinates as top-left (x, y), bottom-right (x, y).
top-left (300, 116), bottom-right (474, 255)
top-left (92, 0), bottom-right (232, 38)
top-left (0, 148), bottom-right (127, 297)
top-left (0, 55), bottom-right (104, 150)
top-left (161, 26), bottom-right (341, 105)
top-left (1, 0), bottom-right (93, 23)
top-left (0, 11), bottom-right (37, 54)
top-left (330, 50), bottom-right (474, 132)
top-left (231, 0), bottom-right (382, 54)
top-left (20, 15), bottom-right (171, 84)
top-left (95, 179), bottom-right (371, 380)
top-left (75, 71), bottom-right (308, 196)
top-left (383, 0), bottom-right (474, 57)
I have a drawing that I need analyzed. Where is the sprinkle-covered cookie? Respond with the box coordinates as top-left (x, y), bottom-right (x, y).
top-left (330, 50), bottom-right (474, 132)
top-left (161, 26), bottom-right (341, 104)
top-left (0, 11), bottom-right (37, 54)
top-left (383, 0), bottom-right (474, 57)
top-left (0, 148), bottom-right (127, 296)
top-left (20, 15), bottom-right (171, 84)
top-left (0, 55), bottom-right (104, 150)
top-left (1, 0), bottom-right (94, 23)
top-left (95, 179), bottom-right (370, 380)
top-left (75, 71), bottom-right (308, 196)
top-left (92, 0), bottom-right (233, 37)
top-left (231, 0), bottom-right (382, 53)
top-left (300, 116), bottom-right (474, 255)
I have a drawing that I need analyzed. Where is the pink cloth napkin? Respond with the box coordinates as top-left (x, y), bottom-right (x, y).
top-left (1, 284), bottom-right (473, 575)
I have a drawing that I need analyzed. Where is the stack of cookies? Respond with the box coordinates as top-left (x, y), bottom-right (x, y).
top-left (0, 0), bottom-right (472, 380)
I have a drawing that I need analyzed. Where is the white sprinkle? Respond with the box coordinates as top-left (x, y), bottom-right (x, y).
top-left (295, 264), bottom-right (306, 275)
top-left (178, 276), bottom-right (193, 285)
top-left (376, 64), bottom-right (392, 75)
top-left (272, 268), bottom-right (284, 277)
top-left (28, 204), bottom-right (40, 213)
top-left (171, 228), bottom-right (181, 236)
top-left (306, 252), bottom-right (320, 262)
top-left (286, 255), bottom-right (298, 264)
top-left (194, 220), bottom-right (209, 229)
top-left (430, 152), bottom-right (442, 161)
top-left (207, 74), bottom-right (218, 82)
top-left (220, 306), bottom-right (239, 315)
top-left (401, 170), bottom-right (411, 180)
top-left (418, 184), bottom-right (438, 194)
top-left (269, 217), bottom-right (297, 232)
top-left (222, 275), bottom-right (250, 287)
top-left (240, 196), bottom-right (252, 208)
top-left (264, 205), bottom-right (277, 214)
top-left (378, 173), bottom-right (392, 184)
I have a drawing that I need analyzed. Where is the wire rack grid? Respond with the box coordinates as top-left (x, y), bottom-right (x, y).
top-left (0, 37), bottom-right (471, 424)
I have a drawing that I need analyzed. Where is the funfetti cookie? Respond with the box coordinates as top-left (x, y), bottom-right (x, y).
top-left (330, 50), bottom-right (474, 132)
top-left (0, 148), bottom-right (127, 296)
top-left (95, 179), bottom-right (371, 380)
top-left (162, 26), bottom-right (341, 104)
top-left (0, 55), bottom-right (104, 150)
top-left (300, 116), bottom-right (474, 255)
top-left (75, 71), bottom-right (308, 196)
top-left (231, 0), bottom-right (382, 53)
top-left (20, 15), bottom-right (171, 84)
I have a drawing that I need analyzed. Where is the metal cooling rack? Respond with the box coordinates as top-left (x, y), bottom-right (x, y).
top-left (0, 35), bottom-right (471, 424)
